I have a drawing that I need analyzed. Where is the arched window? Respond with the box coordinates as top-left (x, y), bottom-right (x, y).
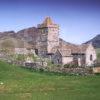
top-left (90, 55), bottom-right (93, 61)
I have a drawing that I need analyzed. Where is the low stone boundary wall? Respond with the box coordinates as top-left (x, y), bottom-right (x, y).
top-left (9, 60), bottom-right (93, 75)
top-left (52, 67), bottom-right (93, 75)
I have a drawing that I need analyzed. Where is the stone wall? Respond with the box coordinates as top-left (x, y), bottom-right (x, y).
top-left (60, 67), bottom-right (93, 75)
top-left (86, 44), bottom-right (97, 66)
top-left (62, 57), bottom-right (73, 65)
top-left (51, 50), bottom-right (62, 64)
top-left (37, 18), bottom-right (59, 55)
top-left (93, 67), bottom-right (100, 73)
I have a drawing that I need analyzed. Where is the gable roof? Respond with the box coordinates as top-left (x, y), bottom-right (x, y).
top-left (59, 38), bottom-right (90, 54)
top-left (78, 44), bottom-right (89, 53)
top-left (54, 49), bottom-right (71, 57)
top-left (59, 49), bottom-right (72, 57)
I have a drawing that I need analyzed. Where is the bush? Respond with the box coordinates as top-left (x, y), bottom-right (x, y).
top-left (38, 68), bottom-right (44, 72)
top-left (63, 64), bottom-right (70, 68)
top-left (56, 64), bottom-right (61, 67)
top-left (63, 63), bottom-right (78, 68)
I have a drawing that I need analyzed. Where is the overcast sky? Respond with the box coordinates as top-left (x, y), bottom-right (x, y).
top-left (0, 0), bottom-right (100, 44)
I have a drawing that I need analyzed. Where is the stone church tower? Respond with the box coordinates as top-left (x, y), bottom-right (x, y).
top-left (37, 17), bottom-right (59, 57)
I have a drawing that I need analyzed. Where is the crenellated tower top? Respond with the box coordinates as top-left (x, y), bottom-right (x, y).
top-left (38, 17), bottom-right (59, 28)
top-left (43, 17), bottom-right (53, 25)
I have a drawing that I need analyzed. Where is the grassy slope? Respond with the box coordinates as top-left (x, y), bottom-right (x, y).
top-left (0, 61), bottom-right (100, 100)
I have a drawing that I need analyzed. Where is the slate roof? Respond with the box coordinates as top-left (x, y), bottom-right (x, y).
top-left (78, 44), bottom-right (89, 53)
top-left (51, 38), bottom-right (90, 57)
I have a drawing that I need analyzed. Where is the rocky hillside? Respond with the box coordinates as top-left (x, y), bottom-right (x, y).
top-left (0, 31), bottom-right (16, 38)
top-left (0, 27), bottom-right (39, 48)
top-left (85, 34), bottom-right (100, 48)
top-left (17, 27), bottom-right (39, 44)
top-left (0, 27), bottom-right (100, 49)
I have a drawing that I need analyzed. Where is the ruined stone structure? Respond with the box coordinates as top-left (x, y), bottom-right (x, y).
top-left (0, 17), bottom-right (97, 67)
top-left (36, 17), bottom-right (97, 66)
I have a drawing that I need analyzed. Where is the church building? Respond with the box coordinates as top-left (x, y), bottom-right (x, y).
top-left (35, 17), bottom-right (97, 66)
top-left (0, 17), bottom-right (96, 67)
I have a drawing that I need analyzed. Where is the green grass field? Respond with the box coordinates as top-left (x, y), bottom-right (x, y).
top-left (0, 61), bottom-right (100, 100)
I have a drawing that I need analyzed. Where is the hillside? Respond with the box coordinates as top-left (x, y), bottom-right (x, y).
top-left (85, 34), bottom-right (100, 48)
top-left (0, 36), bottom-right (33, 49)
top-left (17, 27), bottom-right (39, 45)
top-left (1, 28), bottom-right (100, 49)
top-left (0, 61), bottom-right (100, 100)
top-left (0, 27), bottom-right (39, 48)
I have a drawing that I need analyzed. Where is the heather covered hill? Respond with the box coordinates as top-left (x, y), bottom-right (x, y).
top-left (0, 31), bottom-right (16, 38)
top-left (17, 27), bottom-right (39, 44)
top-left (0, 37), bottom-right (33, 49)
top-left (0, 27), bottom-right (39, 48)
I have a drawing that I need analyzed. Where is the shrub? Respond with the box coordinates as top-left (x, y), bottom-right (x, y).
top-left (63, 63), bottom-right (78, 68)
top-left (38, 68), bottom-right (44, 72)
top-left (56, 64), bottom-right (61, 67)
top-left (63, 64), bottom-right (70, 68)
